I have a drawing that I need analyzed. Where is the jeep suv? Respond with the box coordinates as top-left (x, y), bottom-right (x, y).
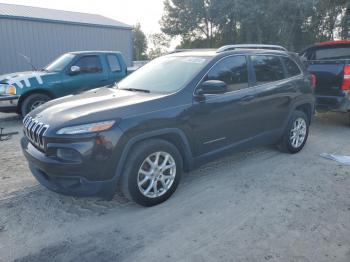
top-left (21, 45), bottom-right (315, 206)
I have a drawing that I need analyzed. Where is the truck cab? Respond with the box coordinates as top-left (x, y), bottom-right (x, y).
top-left (0, 51), bottom-right (128, 116)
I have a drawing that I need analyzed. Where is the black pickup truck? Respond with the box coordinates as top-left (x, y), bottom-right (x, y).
top-left (301, 41), bottom-right (350, 123)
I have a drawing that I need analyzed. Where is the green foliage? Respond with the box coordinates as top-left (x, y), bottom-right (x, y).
top-left (133, 23), bottom-right (148, 60)
top-left (147, 33), bottom-right (171, 59)
top-left (161, 0), bottom-right (348, 51)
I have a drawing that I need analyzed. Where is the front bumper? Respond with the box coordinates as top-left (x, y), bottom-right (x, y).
top-left (28, 163), bottom-right (117, 198)
top-left (21, 133), bottom-right (122, 199)
top-left (0, 95), bottom-right (20, 112)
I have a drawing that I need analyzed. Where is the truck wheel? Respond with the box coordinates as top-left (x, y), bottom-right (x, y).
top-left (278, 110), bottom-right (309, 154)
top-left (121, 139), bottom-right (183, 207)
top-left (21, 94), bottom-right (50, 116)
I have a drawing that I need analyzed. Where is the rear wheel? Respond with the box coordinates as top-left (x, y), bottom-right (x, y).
top-left (121, 139), bottom-right (183, 206)
top-left (21, 94), bottom-right (50, 116)
top-left (278, 110), bottom-right (309, 154)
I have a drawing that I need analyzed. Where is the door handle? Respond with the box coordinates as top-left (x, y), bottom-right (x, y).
top-left (240, 95), bottom-right (256, 102)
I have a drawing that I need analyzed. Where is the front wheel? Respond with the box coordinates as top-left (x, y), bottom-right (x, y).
top-left (121, 139), bottom-right (183, 206)
top-left (21, 93), bottom-right (50, 116)
top-left (278, 110), bottom-right (309, 154)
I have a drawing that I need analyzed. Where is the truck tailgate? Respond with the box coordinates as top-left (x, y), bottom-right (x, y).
top-left (306, 60), bottom-right (349, 110)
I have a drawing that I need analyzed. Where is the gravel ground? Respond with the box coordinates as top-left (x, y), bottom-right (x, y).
top-left (0, 112), bottom-right (350, 262)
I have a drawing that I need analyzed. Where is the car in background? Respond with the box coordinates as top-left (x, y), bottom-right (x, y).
top-left (0, 51), bottom-right (128, 116)
top-left (21, 45), bottom-right (315, 206)
top-left (301, 41), bottom-right (350, 124)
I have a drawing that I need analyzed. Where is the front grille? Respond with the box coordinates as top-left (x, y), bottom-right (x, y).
top-left (23, 115), bottom-right (49, 150)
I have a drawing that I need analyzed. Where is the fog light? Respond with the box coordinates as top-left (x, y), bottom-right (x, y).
top-left (57, 148), bottom-right (81, 162)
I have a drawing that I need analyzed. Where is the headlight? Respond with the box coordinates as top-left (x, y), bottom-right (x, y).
top-left (57, 120), bottom-right (116, 135)
top-left (0, 84), bottom-right (16, 95)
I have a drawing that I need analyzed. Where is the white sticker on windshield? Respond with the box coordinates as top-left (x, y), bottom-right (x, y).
top-left (183, 57), bottom-right (207, 64)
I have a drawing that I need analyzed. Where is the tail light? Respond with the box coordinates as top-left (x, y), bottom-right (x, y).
top-left (311, 74), bottom-right (317, 89)
top-left (341, 65), bottom-right (350, 91)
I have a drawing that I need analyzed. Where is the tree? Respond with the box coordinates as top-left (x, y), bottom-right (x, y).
top-left (147, 33), bottom-right (171, 59)
top-left (160, 0), bottom-right (221, 47)
top-left (342, 1), bottom-right (350, 39)
top-left (160, 0), bottom-right (348, 52)
top-left (133, 23), bottom-right (148, 60)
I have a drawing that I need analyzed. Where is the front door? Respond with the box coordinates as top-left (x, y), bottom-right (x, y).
top-left (190, 55), bottom-right (259, 156)
top-left (61, 55), bottom-right (109, 96)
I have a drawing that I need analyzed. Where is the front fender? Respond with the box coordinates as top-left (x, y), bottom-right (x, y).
top-left (113, 128), bottom-right (194, 182)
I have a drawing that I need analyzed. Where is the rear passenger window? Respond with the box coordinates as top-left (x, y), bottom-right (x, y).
top-left (205, 56), bottom-right (248, 92)
top-left (107, 55), bottom-right (121, 72)
top-left (251, 55), bottom-right (285, 85)
top-left (74, 55), bottom-right (102, 73)
top-left (282, 57), bottom-right (301, 77)
top-left (315, 47), bottom-right (350, 60)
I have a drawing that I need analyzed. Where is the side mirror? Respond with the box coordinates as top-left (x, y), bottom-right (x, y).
top-left (197, 80), bottom-right (228, 95)
top-left (70, 65), bottom-right (81, 75)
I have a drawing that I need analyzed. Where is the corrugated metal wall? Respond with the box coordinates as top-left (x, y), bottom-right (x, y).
top-left (0, 18), bottom-right (133, 74)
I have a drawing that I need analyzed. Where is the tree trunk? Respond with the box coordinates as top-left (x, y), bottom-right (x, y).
top-left (344, 3), bottom-right (350, 39)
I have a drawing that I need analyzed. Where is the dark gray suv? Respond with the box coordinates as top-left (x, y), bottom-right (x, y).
top-left (21, 45), bottom-right (315, 206)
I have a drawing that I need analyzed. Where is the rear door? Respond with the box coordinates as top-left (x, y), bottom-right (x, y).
top-left (61, 55), bottom-right (110, 95)
top-left (106, 54), bottom-right (126, 84)
top-left (250, 54), bottom-right (297, 133)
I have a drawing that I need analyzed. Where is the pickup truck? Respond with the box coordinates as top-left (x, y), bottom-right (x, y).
top-left (0, 51), bottom-right (128, 116)
top-left (301, 41), bottom-right (350, 123)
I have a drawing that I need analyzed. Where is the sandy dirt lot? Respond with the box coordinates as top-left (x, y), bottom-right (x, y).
top-left (0, 112), bottom-right (350, 262)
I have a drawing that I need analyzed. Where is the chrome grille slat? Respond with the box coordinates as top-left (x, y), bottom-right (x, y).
top-left (22, 116), bottom-right (49, 151)
top-left (29, 120), bottom-right (37, 141)
top-left (34, 123), bottom-right (43, 143)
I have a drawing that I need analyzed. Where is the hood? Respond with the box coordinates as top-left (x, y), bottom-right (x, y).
top-left (29, 87), bottom-right (166, 132)
top-left (0, 71), bottom-right (57, 89)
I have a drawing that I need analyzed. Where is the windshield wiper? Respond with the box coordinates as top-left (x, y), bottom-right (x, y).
top-left (121, 88), bottom-right (150, 93)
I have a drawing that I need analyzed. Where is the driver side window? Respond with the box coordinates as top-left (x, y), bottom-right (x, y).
top-left (73, 55), bottom-right (102, 74)
top-left (205, 56), bottom-right (249, 92)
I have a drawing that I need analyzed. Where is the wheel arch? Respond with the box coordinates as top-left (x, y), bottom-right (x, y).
top-left (17, 89), bottom-right (55, 114)
top-left (293, 101), bottom-right (313, 125)
top-left (115, 128), bottom-right (194, 182)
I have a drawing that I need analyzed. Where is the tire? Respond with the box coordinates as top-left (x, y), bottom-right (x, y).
top-left (21, 94), bottom-right (50, 116)
top-left (121, 139), bottom-right (183, 207)
top-left (278, 110), bottom-right (309, 154)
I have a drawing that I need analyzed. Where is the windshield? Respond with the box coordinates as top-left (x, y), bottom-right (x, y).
top-left (118, 56), bottom-right (210, 93)
top-left (44, 53), bottom-right (75, 72)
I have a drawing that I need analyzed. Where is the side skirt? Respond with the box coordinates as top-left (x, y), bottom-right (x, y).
top-left (192, 129), bottom-right (283, 169)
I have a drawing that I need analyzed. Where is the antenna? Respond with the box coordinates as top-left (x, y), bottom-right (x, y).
top-left (17, 52), bottom-right (37, 71)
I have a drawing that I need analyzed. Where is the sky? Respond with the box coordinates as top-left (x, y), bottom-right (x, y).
top-left (0, 0), bottom-right (165, 35)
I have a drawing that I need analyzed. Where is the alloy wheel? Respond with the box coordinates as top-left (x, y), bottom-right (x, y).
top-left (30, 100), bottom-right (46, 111)
top-left (137, 151), bottom-right (176, 198)
top-left (290, 117), bottom-right (307, 148)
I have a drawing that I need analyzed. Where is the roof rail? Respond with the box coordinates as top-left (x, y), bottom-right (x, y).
top-left (217, 44), bottom-right (287, 53)
top-left (168, 48), bottom-right (215, 54)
